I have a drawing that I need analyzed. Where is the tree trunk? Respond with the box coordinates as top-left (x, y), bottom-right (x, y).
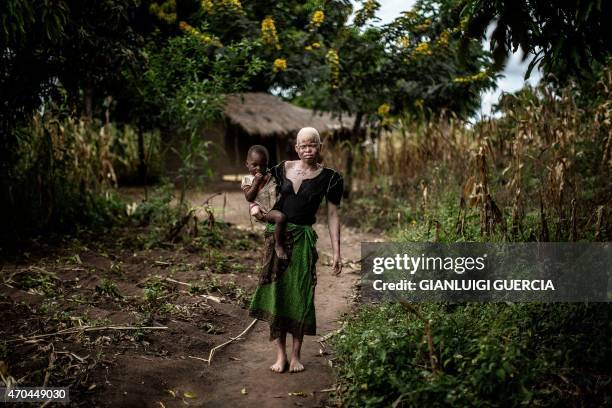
top-left (343, 111), bottom-right (363, 200)
top-left (83, 80), bottom-right (93, 121)
top-left (0, 122), bottom-right (18, 236)
top-left (137, 125), bottom-right (148, 198)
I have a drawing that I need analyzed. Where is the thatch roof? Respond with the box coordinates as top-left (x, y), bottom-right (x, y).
top-left (223, 92), bottom-right (353, 138)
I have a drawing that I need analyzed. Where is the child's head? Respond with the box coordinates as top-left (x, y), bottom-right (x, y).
top-left (245, 145), bottom-right (269, 176)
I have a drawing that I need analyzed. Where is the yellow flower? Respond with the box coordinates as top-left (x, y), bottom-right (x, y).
top-left (326, 49), bottom-right (339, 64)
top-left (179, 21), bottom-right (222, 47)
top-left (399, 35), bottom-right (410, 48)
top-left (273, 58), bottom-right (287, 73)
top-left (402, 10), bottom-right (418, 20)
top-left (201, 0), bottom-right (243, 14)
top-left (414, 99), bottom-right (424, 109)
top-left (414, 18), bottom-right (432, 31)
top-left (311, 10), bottom-right (325, 27)
top-left (305, 42), bottom-right (321, 51)
top-left (363, 0), bottom-right (378, 15)
top-left (414, 42), bottom-right (432, 56)
top-left (437, 31), bottom-right (450, 46)
top-left (150, 0), bottom-right (177, 24)
top-left (453, 70), bottom-right (489, 84)
top-left (222, 0), bottom-right (243, 13)
top-left (377, 103), bottom-right (390, 116)
top-left (326, 49), bottom-right (340, 88)
top-left (224, 0), bottom-right (242, 9)
top-left (354, 0), bottom-right (379, 26)
top-left (261, 17), bottom-right (281, 50)
top-left (201, 0), bottom-right (213, 12)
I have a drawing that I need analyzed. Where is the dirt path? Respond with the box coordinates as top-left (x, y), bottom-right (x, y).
top-left (2, 184), bottom-right (373, 407)
top-left (183, 185), bottom-right (371, 407)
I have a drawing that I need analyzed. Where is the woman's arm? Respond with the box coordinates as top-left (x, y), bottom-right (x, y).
top-left (327, 201), bottom-right (342, 275)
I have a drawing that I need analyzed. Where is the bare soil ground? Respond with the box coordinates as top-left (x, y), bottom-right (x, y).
top-left (1, 182), bottom-right (374, 407)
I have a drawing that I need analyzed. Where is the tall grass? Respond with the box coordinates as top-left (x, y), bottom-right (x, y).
top-left (323, 74), bottom-right (610, 242)
top-left (3, 113), bottom-right (161, 239)
top-left (326, 73), bottom-right (611, 407)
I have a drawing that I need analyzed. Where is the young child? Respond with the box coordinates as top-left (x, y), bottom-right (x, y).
top-left (241, 145), bottom-right (288, 259)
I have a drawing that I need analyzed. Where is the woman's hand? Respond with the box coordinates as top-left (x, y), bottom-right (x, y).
top-left (332, 255), bottom-right (342, 275)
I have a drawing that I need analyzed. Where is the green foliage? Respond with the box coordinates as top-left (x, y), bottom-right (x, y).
top-left (123, 34), bottom-right (266, 194)
top-left (112, 125), bottom-right (163, 184)
top-left (461, 0), bottom-right (610, 84)
top-left (18, 273), bottom-right (57, 296)
top-left (335, 71), bottom-right (610, 241)
top-left (1, 114), bottom-right (128, 238)
top-left (0, 341), bottom-right (9, 360)
top-left (127, 183), bottom-right (231, 248)
top-left (332, 302), bottom-right (612, 407)
top-left (130, 183), bottom-right (181, 247)
top-left (96, 277), bottom-right (122, 299)
top-left (1, 0), bottom-right (142, 125)
top-left (125, 34), bottom-right (265, 134)
top-left (192, 227), bottom-right (226, 249)
top-left (143, 277), bottom-right (167, 305)
top-left (189, 276), bottom-right (251, 307)
top-left (297, 0), bottom-right (497, 123)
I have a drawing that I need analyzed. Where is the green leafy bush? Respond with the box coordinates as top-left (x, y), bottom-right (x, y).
top-left (332, 302), bottom-right (611, 407)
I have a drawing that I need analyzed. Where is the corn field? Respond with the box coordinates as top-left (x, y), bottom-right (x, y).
top-left (323, 76), bottom-right (611, 241)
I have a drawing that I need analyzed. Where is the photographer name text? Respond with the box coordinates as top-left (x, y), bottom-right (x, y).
top-left (372, 279), bottom-right (555, 291)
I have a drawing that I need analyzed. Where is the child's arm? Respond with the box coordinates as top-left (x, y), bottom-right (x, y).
top-left (243, 173), bottom-right (265, 202)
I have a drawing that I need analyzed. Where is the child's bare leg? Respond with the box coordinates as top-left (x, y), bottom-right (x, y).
top-left (270, 331), bottom-right (288, 373)
top-left (289, 333), bottom-right (305, 372)
top-left (264, 210), bottom-right (287, 259)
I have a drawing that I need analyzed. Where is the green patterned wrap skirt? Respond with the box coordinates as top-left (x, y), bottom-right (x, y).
top-left (249, 223), bottom-right (319, 341)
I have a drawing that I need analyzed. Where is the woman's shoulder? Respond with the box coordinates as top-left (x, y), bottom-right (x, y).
top-left (269, 161), bottom-right (286, 177)
top-left (322, 166), bottom-right (343, 178)
top-left (271, 160), bottom-right (298, 171)
top-left (282, 160), bottom-right (301, 169)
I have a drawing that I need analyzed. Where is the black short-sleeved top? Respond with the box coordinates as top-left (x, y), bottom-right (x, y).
top-left (269, 161), bottom-right (344, 226)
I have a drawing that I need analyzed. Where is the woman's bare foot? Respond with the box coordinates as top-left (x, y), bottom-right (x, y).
top-left (289, 358), bottom-right (304, 373)
top-left (270, 356), bottom-right (288, 373)
top-left (275, 243), bottom-right (288, 260)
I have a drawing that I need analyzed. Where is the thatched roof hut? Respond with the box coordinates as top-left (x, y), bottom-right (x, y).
top-left (165, 92), bottom-right (353, 178)
top-left (197, 92), bottom-right (352, 175)
top-left (223, 93), bottom-right (353, 138)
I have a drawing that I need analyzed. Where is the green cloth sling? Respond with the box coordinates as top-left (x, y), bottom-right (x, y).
top-left (249, 223), bottom-right (318, 341)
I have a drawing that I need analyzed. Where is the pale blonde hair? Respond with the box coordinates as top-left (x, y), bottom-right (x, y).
top-left (296, 127), bottom-right (321, 145)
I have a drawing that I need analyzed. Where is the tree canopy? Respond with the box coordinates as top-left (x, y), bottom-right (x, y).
top-left (461, 0), bottom-right (610, 84)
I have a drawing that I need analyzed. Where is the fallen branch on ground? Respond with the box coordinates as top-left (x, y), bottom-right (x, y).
top-left (318, 324), bottom-right (346, 344)
top-left (42, 344), bottom-right (56, 388)
top-left (164, 278), bottom-right (223, 303)
top-left (6, 266), bottom-right (60, 284)
top-left (164, 277), bottom-right (189, 286)
top-left (8, 325), bottom-right (168, 343)
top-left (199, 319), bottom-right (258, 366)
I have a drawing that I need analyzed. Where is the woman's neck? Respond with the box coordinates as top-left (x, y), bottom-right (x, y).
top-left (297, 159), bottom-right (320, 169)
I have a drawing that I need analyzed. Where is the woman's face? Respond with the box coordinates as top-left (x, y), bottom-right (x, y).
top-left (295, 136), bottom-right (321, 163)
